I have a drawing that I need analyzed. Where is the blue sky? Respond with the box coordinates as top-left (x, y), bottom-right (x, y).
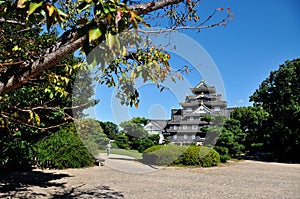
top-left (84, 0), bottom-right (300, 124)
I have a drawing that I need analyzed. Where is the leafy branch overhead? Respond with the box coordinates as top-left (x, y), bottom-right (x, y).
top-left (0, 0), bottom-right (233, 96)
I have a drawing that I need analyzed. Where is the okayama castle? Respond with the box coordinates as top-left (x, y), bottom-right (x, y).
top-left (144, 79), bottom-right (233, 145)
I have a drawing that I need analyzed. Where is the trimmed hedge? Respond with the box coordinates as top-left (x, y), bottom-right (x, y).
top-left (180, 146), bottom-right (220, 167)
top-left (143, 145), bottom-right (165, 153)
top-left (142, 145), bottom-right (220, 167)
top-left (142, 145), bottom-right (187, 166)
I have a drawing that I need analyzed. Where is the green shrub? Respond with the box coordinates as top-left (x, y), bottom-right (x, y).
top-left (214, 146), bottom-right (231, 163)
top-left (35, 125), bottom-right (95, 169)
top-left (219, 154), bottom-right (231, 163)
top-left (132, 137), bottom-right (155, 152)
top-left (115, 133), bottom-right (129, 149)
top-left (82, 141), bottom-right (100, 157)
top-left (142, 145), bottom-right (187, 166)
top-left (143, 145), bottom-right (164, 153)
top-left (180, 146), bottom-right (220, 167)
top-left (110, 142), bottom-right (119, 149)
top-left (0, 137), bottom-right (35, 171)
top-left (148, 134), bottom-right (160, 145)
top-left (142, 145), bottom-right (220, 167)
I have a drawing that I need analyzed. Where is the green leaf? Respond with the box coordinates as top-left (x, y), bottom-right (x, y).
top-left (88, 27), bottom-right (102, 42)
top-left (103, 5), bottom-right (110, 14)
top-left (56, 8), bottom-right (68, 21)
top-left (13, 131), bottom-right (22, 137)
top-left (28, 1), bottom-right (43, 16)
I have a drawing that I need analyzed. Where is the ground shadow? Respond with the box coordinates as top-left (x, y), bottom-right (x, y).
top-left (0, 170), bottom-right (124, 198)
top-left (51, 185), bottom-right (124, 198)
top-left (107, 157), bottom-right (137, 161)
top-left (0, 170), bottom-right (69, 198)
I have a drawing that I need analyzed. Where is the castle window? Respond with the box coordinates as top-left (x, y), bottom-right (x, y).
top-left (192, 125), bottom-right (198, 130)
top-left (184, 134), bottom-right (187, 139)
top-left (183, 125), bottom-right (187, 130)
top-left (186, 108), bottom-right (192, 112)
top-left (173, 135), bottom-right (177, 140)
top-left (214, 107), bottom-right (220, 111)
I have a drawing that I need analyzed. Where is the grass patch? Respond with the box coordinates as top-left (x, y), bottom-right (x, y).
top-left (100, 149), bottom-right (142, 160)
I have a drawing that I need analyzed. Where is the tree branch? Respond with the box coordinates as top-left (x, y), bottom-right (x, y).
top-left (0, 29), bottom-right (87, 94)
top-left (1, 113), bottom-right (71, 131)
top-left (0, 0), bottom-right (186, 95)
top-left (0, 17), bottom-right (26, 25)
top-left (10, 101), bottom-right (94, 112)
top-left (130, 0), bottom-right (184, 15)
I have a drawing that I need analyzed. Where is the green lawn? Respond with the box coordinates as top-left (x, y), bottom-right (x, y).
top-left (100, 149), bottom-right (142, 160)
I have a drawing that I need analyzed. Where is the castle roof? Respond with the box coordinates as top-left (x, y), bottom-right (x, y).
top-left (190, 79), bottom-right (216, 94)
top-left (144, 120), bottom-right (168, 131)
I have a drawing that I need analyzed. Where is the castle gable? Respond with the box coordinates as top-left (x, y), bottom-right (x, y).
top-left (191, 104), bottom-right (213, 114)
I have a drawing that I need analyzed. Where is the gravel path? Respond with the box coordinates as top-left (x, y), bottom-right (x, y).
top-left (1, 159), bottom-right (300, 198)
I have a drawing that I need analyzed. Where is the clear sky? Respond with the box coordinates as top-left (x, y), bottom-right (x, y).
top-left (81, 0), bottom-right (300, 124)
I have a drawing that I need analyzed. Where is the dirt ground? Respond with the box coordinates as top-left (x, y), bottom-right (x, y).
top-left (1, 160), bottom-right (300, 198)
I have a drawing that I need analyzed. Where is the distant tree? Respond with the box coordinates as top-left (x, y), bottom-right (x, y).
top-left (212, 115), bottom-right (226, 127)
top-left (131, 137), bottom-right (154, 152)
top-left (120, 119), bottom-right (149, 138)
top-left (131, 134), bottom-right (159, 152)
top-left (115, 132), bottom-right (129, 149)
top-left (250, 58), bottom-right (300, 161)
top-left (230, 106), bottom-right (269, 153)
top-left (148, 134), bottom-right (160, 145)
top-left (99, 121), bottom-right (119, 140)
top-left (131, 117), bottom-right (148, 126)
top-left (203, 115), bottom-right (225, 146)
top-left (214, 119), bottom-right (245, 161)
top-left (201, 115), bottom-right (212, 124)
top-left (77, 118), bottom-right (109, 154)
top-left (119, 118), bottom-right (159, 151)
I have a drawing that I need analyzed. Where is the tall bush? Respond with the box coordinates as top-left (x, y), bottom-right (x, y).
top-left (35, 125), bottom-right (95, 169)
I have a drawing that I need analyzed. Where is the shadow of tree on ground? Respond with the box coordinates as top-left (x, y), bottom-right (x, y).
top-left (0, 170), bottom-right (124, 198)
top-left (51, 185), bottom-right (124, 198)
top-left (0, 170), bottom-right (69, 198)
